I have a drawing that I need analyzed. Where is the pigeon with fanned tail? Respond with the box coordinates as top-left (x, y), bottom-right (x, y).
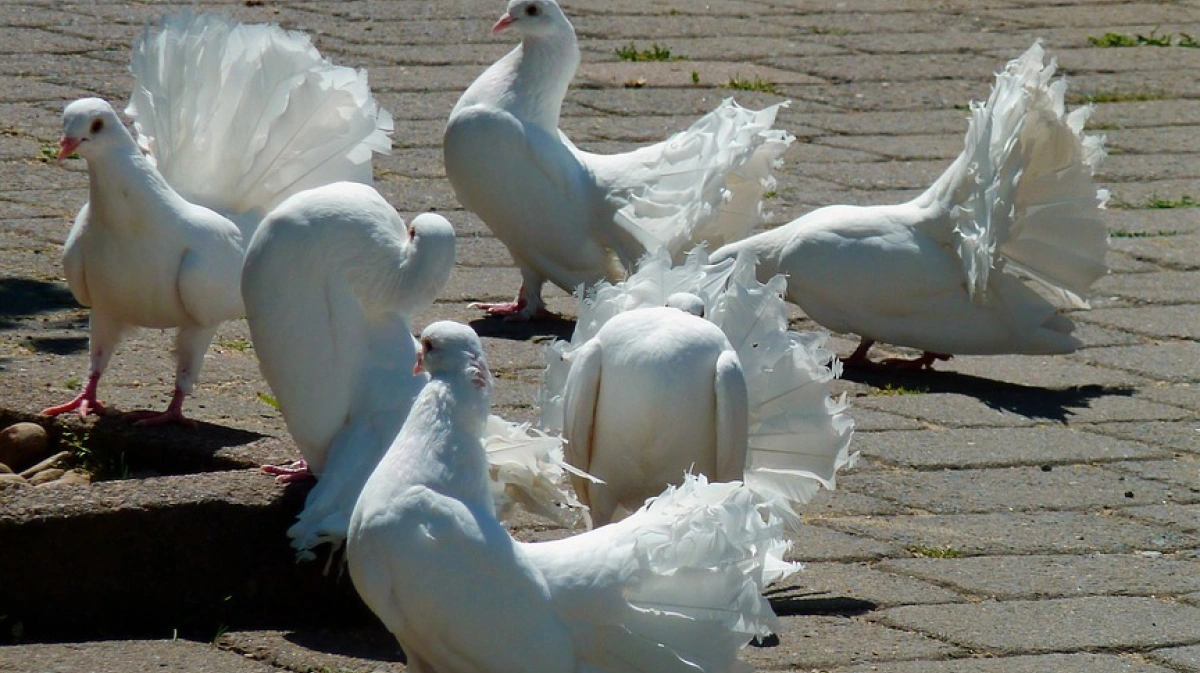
top-left (444, 0), bottom-right (792, 321)
top-left (349, 321), bottom-right (797, 673)
top-left (712, 43), bottom-right (1109, 369)
top-left (41, 12), bottom-right (391, 425)
top-left (244, 185), bottom-right (585, 558)
top-left (541, 248), bottom-right (856, 528)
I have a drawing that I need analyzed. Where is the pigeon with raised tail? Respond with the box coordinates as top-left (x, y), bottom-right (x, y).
top-left (444, 0), bottom-right (792, 321)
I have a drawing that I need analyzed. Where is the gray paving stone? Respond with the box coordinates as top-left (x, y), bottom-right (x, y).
top-left (1121, 503), bottom-right (1200, 534)
top-left (841, 464), bottom-right (1187, 514)
top-left (1080, 305), bottom-right (1200, 341)
top-left (1148, 644), bottom-right (1200, 673)
top-left (880, 553), bottom-right (1200, 600)
top-left (0, 640), bottom-right (286, 673)
top-left (877, 596), bottom-right (1200, 654)
top-left (1104, 456), bottom-right (1200, 491)
top-left (833, 652), bottom-right (1179, 673)
top-left (821, 511), bottom-right (1199, 555)
top-left (742, 615), bottom-right (963, 671)
top-left (1076, 343), bottom-right (1200, 385)
top-left (773, 560), bottom-right (964, 608)
top-left (786, 521), bottom-right (905, 562)
top-left (852, 426), bottom-right (1169, 469)
top-left (1084, 421), bottom-right (1200, 454)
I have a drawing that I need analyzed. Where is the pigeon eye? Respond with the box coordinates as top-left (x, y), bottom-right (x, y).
top-left (421, 337), bottom-right (434, 352)
top-left (90, 118), bottom-right (104, 134)
top-left (525, 4), bottom-right (540, 16)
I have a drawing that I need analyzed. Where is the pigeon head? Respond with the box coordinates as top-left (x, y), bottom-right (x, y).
top-left (60, 98), bottom-right (126, 161)
top-left (416, 322), bottom-right (493, 390)
top-left (492, 0), bottom-right (572, 38)
top-left (666, 292), bottom-right (706, 318)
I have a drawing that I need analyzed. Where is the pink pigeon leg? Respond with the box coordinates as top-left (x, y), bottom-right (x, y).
top-left (127, 387), bottom-right (198, 428)
top-left (880, 351), bottom-right (953, 370)
top-left (41, 371), bottom-right (106, 418)
top-left (261, 459), bottom-right (315, 483)
top-left (469, 283), bottom-right (556, 322)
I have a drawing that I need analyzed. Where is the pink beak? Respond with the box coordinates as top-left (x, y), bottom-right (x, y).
top-left (491, 12), bottom-right (515, 34)
top-left (58, 136), bottom-right (82, 161)
top-left (413, 350), bottom-right (425, 376)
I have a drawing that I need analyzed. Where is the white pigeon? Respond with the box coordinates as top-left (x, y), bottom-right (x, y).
top-left (541, 248), bottom-right (856, 527)
top-left (712, 43), bottom-right (1109, 369)
top-left (444, 0), bottom-right (792, 321)
top-left (244, 184), bottom-right (586, 557)
top-left (348, 321), bottom-right (798, 673)
top-left (41, 12), bottom-right (392, 424)
top-left (559, 305), bottom-right (749, 527)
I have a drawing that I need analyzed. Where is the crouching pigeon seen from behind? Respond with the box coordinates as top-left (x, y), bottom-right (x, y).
top-left (348, 321), bottom-right (797, 673)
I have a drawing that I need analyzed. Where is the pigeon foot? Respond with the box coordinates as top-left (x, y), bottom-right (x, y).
top-left (262, 459), bottom-right (315, 483)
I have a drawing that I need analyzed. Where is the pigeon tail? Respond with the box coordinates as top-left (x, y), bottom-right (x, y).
top-left (918, 41), bottom-right (1108, 309)
top-left (581, 99), bottom-right (794, 260)
top-left (127, 11), bottom-right (392, 234)
top-left (540, 247), bottom-right (856, 526)
top-left (524, 473), bottom-right (799, 673)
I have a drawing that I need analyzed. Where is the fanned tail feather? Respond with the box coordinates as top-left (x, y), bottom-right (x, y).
top-left (584, 99), bottom-right (793, 260)
top-left (540, 248), bottom-right (856, 525)
top-left (483, 415), bottom-right (591, 528)
top-left (925, 42), bottom-right (1108, 308)
top-left (127, 11), bottom-right (392, 227)
top-left (705, 256), bottom-right (857, 521)
top-left (527, 474), bottom-right (797, 673)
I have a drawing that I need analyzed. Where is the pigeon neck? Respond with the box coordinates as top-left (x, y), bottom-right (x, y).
top-left (85, 136), bottom-right (182, 228)
top-left (504, 34), bottom-right (580, 132)
top-left (388, 233), bottom-right (456, 317)
top-left (400, 378), bottom-right (495, 508)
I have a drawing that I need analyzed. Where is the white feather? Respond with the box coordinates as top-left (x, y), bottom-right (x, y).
top-left (348, 321), bottom-right (796, 673)
top-left (45, 12), bottom-right (391, 424)
top-left (541, 247), bottom-right (856, 528)
top-left (444, 0), bottom-right (791, 319)
top-left (712, 42), bottom-right (1109, 360)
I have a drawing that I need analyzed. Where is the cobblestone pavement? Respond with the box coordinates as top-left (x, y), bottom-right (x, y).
top-left (1, 0), bottom-right (1199, 671)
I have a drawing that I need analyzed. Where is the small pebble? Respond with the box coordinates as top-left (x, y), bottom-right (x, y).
top-left (0, 473), bottom-right (29, 489)
top-left (0, 422), bottom-right (50, 472)
top-left (29, 468), bottom-right (65, 486)
top-left (19, 450), bottom-right (72, 480)
top-left (44, 469), bottom-right (92, 487)
top-left (0, 462), bottom-right (12, 474)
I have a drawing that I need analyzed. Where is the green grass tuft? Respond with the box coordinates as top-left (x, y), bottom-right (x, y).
top-left (219, 338), bottom-right (252, 352)
top-left (615, 42), bottom-right (682, 62)
top-left (908, 544), bottom-right (966, 559)
top-left (1110, 229), bottom-right (1182, 238)
top-left (1088, 29), bottom-right (1195, 48)
top-left (257, 392), bottom-right (281, 410)
top-left (1072, 90), bottom-right (1168, 104)
top-left (724, 75), bottom-right (777, 94)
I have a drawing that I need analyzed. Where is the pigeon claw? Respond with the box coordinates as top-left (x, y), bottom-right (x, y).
top-left (261, 459), bottom-right (315, 483)
top-left (469, 299), bottom-right (556, 322)
top-left (41, 392), bottom-right (106, 419)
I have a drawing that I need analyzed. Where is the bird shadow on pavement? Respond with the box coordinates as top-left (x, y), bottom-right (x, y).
top-left (1, 408), bottom-right (272, 477)
top-left (841, 366), bottom-right (1135, 424)
top-left (282, 623), bottom-right (406, 664)
top-left (0, 277), bottom-right (79, 331)
top-left (765, 586), bottom-right (877, 618)
top-left (469, 314), bottom-right (577, 342)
